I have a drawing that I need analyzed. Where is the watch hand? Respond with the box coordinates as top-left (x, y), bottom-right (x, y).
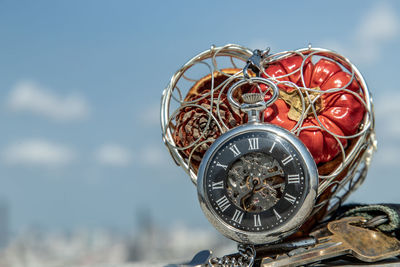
top-left (260, 183), bottom-right (278, 196)
top-left (259, 160), bottom-right (284, 181)
top-left (240, 177), bottom-right (267, 211)
top-left (272, 182), bottom-right (285, 189)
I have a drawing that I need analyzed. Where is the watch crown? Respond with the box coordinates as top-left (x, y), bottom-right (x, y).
top-left (240, 93), bottom-right (266, 123)
top-left (242, 93), bottom-right (264, 104)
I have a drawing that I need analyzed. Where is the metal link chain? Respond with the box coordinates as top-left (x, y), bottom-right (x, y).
top-left (207, 244), bottom-right (255, 267)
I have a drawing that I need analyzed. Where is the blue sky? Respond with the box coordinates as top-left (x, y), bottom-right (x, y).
top-left (0, 0), bottom-right (399, 234)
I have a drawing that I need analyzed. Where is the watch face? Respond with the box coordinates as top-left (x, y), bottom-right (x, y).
top-left (197, 124), bottom-right (318, 244)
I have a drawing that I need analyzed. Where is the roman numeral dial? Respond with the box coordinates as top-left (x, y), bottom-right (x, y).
top-left (254, 214), bottom-right (262, 227)
top-left (232, 210), bottom-right (244, 224)
top-left (216, 162), bottom-right (228, 170)
top-left (215, 196), bottom-right (230, 212)
top-left (201, 129), bottom-right (313, 236)
top-left (229, 144), bottom-right (241, 157)
top-left (287, 174), bottom-right (300, 184)
top-left (248, 138), bottom-right (259, 150)
top-left (284, 193), bottom-right (297, 204)
top-left (211, 181), bottom-right (224, 190)
top-left (282, 155), bottom-right (293, 165)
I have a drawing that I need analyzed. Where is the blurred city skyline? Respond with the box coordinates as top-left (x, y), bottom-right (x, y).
top-left (0, 0), bottom-right (399, 246)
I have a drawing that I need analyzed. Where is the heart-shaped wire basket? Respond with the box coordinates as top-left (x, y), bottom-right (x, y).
top-left (161, 44), bottom-right (376, 228)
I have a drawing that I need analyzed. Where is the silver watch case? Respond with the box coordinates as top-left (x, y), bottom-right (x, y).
top-left (197, 123), bottom-right (318, 244)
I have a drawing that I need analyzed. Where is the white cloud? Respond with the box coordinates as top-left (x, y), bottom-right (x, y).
top-left (141, 145), bottom-right (170, 167)
top-left (2, 139), bottom-right (75, 166)
top-left (7, 80), bottom-right (90, 121)
top-left (356, 2), bottom-right (399, 43)
top-left (95, 144), bottom-right (133, 167)
top-left (323, 2), bottom-right (399, 64)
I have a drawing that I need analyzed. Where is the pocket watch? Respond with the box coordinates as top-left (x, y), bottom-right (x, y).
top-left (197, 77), bottom-right (318, 245)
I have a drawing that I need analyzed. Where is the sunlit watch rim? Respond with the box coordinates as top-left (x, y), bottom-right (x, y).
top-left (197, 123), bottom-right (318, 244)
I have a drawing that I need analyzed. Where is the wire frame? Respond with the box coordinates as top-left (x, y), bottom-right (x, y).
top-left (161, 44), bottom-right (376, 220)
